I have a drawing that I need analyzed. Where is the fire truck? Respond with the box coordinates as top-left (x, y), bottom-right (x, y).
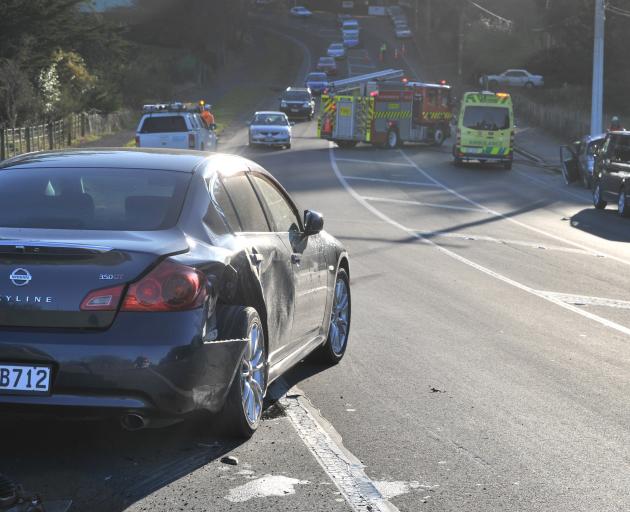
top-left (317, 69), bottom-right (453, 149)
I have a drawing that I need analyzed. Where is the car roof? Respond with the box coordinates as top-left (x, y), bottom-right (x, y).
top-left (0, 148), bottom-right (212, 172)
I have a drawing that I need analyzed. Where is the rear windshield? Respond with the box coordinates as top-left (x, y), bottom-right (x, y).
top-left (0, 168), bottom-right (191, 230)
top-left (140, 115), bottom-right (188, 133)
top-left (307, 73), bottom-right (327, 81)
top-left (463, 106), bottom-right (510, 131)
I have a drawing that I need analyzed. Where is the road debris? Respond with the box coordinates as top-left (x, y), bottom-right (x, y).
top-left (221, 456), bottom-right (239, 466)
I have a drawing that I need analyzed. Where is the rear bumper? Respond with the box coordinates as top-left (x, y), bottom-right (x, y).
top-left (280, 106), bottom-right (312, 118)
top-left (454, 146), bottom-right (513, 162)
top-left (0, 311), bottom-right (246, 417)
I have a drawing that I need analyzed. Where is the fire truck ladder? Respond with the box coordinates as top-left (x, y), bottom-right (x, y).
top-left (328, 69), bottom-right (405, 95)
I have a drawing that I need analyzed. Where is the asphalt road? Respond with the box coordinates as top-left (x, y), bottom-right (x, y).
top-left (4, 11), bottom-right (630, 512)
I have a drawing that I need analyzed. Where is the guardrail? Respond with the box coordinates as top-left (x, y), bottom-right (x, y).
top-left (0, 110), bottom-right (132, 161)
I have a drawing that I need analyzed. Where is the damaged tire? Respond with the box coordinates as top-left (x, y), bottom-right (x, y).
top-left (314, 269), bottom-right (350, 365)
top-left (220, 306), bottom-right (267, 438)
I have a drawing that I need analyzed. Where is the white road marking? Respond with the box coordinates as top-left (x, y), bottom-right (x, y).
top-left (271, 382), bottom-right (401, 512)
top-left (335, 157), bottom-right (413, 167)
top-left (414, 232), bottom-right (600, 257)
top-left (538, 291), bottom-right (630, 310)
top-left (224, 475), bottom-right (309, 502)
top-left (363, 195), bottom-right (487, 213)
top-left (398, 150), bottom-right (630, 268)
top-left (344, 175), bottom-right (439, 187)
top-left (373, 481), bottom-right (422, 499)
top-left (329, 144), bottom-right (630, 339)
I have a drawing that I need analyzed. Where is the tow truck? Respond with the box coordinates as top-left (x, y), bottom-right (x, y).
top-left (317, 69), bottom-right (453, 149)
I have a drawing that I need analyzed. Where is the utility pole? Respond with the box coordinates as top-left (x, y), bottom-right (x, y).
top-left (457, 3), bottom-right (466, 81)
top-left (590, 0), bottom-right (605, 135)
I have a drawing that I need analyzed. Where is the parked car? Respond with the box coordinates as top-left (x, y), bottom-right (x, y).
top-left (342, 28), bottom-right (360, 48)
top-left (248, 111), bottom-right (293, 149)
top-left (290, 5), bottom-right (312, 17)
top-left (327, 42), bottom-right (347, 59)
top-left (279, 87), bottom-right (315, 120)
top-left (0, 148), bottom-right (350, 438)
top-left (592, 131), bottom-right (630, 216)
top-left (481, 69), bottom-right (544, 89)
top-left (317, 56), bottom-right (338, 76)
top-left (304, 72), bottom-right (330, 95)
top-left (135, 104), bottom-right (217, 151)
top-left (560, 133), bottom-right (606, 189)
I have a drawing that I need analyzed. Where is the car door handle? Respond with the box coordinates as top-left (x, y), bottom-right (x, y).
top-left (291, 253), bottom-right (301, 265)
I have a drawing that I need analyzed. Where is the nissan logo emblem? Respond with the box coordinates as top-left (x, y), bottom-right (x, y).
top-left (10, 268), bottom-right (32, 287)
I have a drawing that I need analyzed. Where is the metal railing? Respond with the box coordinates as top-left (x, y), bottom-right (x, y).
top-left (0, 111), bottom-right (131, 161)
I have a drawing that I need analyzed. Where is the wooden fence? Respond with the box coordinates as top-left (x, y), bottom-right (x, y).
top-left (0, 110), bottom-right (132, 161)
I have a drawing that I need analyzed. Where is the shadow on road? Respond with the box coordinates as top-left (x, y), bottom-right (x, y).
top-left (570, 209), bottom-right (630, 243)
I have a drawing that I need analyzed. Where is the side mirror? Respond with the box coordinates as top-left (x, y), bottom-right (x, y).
top-left (304, 210), bottom-right (324, 235)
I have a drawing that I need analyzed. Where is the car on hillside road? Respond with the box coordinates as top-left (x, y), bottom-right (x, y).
top-left (290, 6), bottom-right (312, 17)
top-left (327, 42), bottom-right (347, 60)
top-left (135, 104), bottom-right (217, 152)
top-left (317, 56), bottom-right (338, 76)
top-left (279, 87), bottom-right (315, 120)
top-left (482, 69), bottom-right (544, 89)
top-left (0, 148), bottom-right (351, 439)
top-left (342, 28), bottom-right (360, 48)
top-left (592, 130), bottom-right (630, 217)
top-left (304, 72), bottom-right (329, 95)
top-left (248, 111), bottom-right (293, 149)
top-left (395, 25), bottom-right (412, 38)
top-left (560, 133), bottom-right (606, 189)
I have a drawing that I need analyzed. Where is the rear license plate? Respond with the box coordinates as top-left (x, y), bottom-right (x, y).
top-left (0, 364), bottom-right (51, 394)
top-left (291, 108), bottom-right (299, 112)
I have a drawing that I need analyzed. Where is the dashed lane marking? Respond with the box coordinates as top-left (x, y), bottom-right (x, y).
top-left (538, 292), bottom-right (630, 310)
top-left (271, 381), bottom-right (401, 512)
top-left (343, 175), bottom-right (439, 187)
top-left (329, 143), bottom-right (630, 339)
top-left (363, 195), bottom-right (487, 213)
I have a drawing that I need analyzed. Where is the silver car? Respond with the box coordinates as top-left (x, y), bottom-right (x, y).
top-left (560, 133), bottom-right (606, 189)
top-left (248, 111), bottom-right (293, 149)
top-left (482, 69), bottom-right (544, 89)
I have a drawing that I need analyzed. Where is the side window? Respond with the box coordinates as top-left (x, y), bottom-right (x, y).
top-left (250, 174), bottom-right (301, 233)
top-left (426, 89), bottom-right (437, 106)
top-left (210, 177), bottom-right (241, 232)
top-left (222, 173), bottom-right (270, 232)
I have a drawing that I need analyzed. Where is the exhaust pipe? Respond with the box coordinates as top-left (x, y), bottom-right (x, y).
top-left (120, 413), bottom-right (148, 431)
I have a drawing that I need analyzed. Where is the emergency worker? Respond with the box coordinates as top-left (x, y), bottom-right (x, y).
top-left (609, 116), bottom-right (624, 131)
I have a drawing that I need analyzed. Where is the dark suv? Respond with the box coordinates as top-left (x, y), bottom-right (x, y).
top-left (592, 131), bottom-right (630, 217)
top-left (279, 87), bottom-right (315, 120)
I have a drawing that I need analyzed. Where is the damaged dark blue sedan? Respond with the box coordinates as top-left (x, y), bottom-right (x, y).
top-left (0, 149), bottom-right (350, 438)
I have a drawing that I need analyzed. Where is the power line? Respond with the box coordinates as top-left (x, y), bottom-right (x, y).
top-left (466, 0), bottom-right (513, 28)
top-left (606, 1), bottom-right (630, 18)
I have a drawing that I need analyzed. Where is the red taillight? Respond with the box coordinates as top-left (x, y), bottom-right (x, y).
top-left (188, 133), bottom-right (196, 149)
top-left (135, 135), bottom-right (140, 147)
top-left (81, 284), bottom-right (125, 311)
top-left (122, 260), bottom-right (207, 312)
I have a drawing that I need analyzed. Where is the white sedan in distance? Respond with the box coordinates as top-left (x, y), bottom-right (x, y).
top-left (482, 69), bottom-right (544, 88)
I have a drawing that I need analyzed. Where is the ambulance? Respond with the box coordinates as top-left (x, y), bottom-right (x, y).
top-left (453, 91), bottom-right (514, 169)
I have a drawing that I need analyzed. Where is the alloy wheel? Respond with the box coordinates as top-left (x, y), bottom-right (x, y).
top-left (330, 277), bottom-right (350, 356)
top-left (240, 323), bottom-right (265, 427)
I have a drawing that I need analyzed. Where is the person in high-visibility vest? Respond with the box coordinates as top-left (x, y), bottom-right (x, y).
top-left (199, 101), bottom-right (215, 128)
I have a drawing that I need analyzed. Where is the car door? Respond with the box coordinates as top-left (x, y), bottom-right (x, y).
top-left (249, 172), bottom-right (329, 349)
top-left (212, 172), bottom-right (295, 362)
top-left (598, 134), bottom-right (617, 199)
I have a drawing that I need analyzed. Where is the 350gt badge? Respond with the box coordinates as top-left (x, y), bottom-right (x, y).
top-left (10, 268), bottom-right (32, 287)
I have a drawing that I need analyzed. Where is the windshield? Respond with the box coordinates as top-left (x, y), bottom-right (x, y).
top-left (463, 106), bottom-right (510, 131)
top-left (307, 73), bottom-right (327, 81)
top-left (252, 114), bottom-right (288, 125)
top-left (0, 168), bottom-right (190, 230)
top-left (283, 91), bottom-right (310, 101)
